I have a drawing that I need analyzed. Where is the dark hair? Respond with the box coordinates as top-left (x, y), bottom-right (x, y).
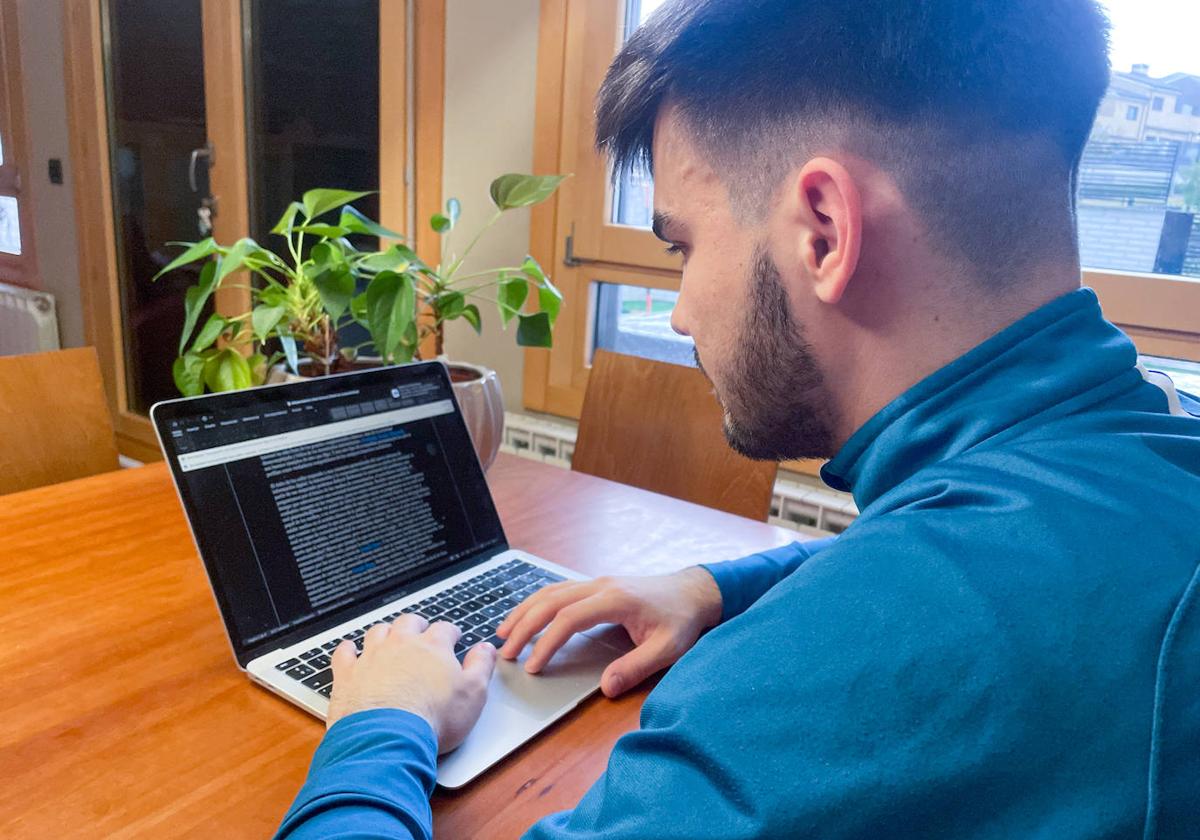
top-left (596, 0), bottom-right (1112, 278)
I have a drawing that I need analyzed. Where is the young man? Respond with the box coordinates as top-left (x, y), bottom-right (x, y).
top-left (276, 1), bottom-right (1200, 837)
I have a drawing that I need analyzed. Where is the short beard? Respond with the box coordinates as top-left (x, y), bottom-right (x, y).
top-left (700, 248), bottom-right (836, 461)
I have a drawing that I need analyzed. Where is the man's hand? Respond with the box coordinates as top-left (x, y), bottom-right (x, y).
top-left (496, 567), bottom-right (723, 697)
top-left (327, 615), bottom-right (497, 754)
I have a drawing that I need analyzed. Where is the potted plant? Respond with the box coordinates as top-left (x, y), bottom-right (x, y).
top-left (153, 173), bottom-right (567, 470)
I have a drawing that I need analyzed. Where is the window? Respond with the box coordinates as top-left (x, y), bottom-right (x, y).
top-left (1080, 2), bottom-right (1200, 285)
top-left (526, 0), bottom-right (1200, 440)
top-left (594, 283), bottom-right (691, 366)
top-left (610, 0), bottom-right (668, 229)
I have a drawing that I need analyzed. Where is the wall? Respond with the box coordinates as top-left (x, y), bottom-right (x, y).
top-left (16, 0), bottom-right (84, 348)
top-left (440, 0), bottom-right (541, 410)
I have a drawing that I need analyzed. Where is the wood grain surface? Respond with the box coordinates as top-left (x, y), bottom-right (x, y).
top-left (0, 454), bottom-right (801, 838)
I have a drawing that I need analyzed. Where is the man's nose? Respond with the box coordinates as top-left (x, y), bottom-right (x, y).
top-left (670, 302), bottom-right (691, 337)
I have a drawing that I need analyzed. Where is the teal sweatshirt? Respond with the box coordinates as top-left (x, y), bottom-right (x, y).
top-left (276, 288), bottom-right (1200, 839)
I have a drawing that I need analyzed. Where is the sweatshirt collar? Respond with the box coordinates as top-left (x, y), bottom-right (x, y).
top-left (821, 288), bottom-right (1140, 509)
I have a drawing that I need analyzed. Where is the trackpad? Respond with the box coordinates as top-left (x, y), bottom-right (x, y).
top-left (437, 629), bottom-right (629, 788)
top-left (497, 626), bottom-right (628, 712)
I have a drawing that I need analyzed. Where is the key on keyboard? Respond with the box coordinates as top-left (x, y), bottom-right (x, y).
top-left (276, 560), bottom-right (567, 687)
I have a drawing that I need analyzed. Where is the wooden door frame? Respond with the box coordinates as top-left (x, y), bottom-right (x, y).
top-left (0, 0), bottom-right (39, 288)
top-left (63, 0), bottom-right (250, 461)
top-left (65, 0), bottom-right (446, 461)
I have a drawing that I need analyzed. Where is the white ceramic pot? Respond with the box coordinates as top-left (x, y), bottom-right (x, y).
top-left (444, 361), bottom-right (504, 472)
top-left (266, 358), bottom-right (504, 472)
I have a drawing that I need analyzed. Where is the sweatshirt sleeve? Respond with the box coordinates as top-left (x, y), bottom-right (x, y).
top-left (700, 535), bottom-right (838, 623)
top-left (274, 709), bottom-right (438, 840)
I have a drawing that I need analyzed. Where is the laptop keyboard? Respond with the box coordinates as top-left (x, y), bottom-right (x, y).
top-left (273, 559), bottom-right (566, 699)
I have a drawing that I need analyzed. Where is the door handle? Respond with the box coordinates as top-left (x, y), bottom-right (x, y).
top-left (188, 142), bottom-right (215, 193)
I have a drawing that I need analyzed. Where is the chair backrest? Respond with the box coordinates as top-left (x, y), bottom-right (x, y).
top-left (572, 349), bottom-right (778, 520)
top-left (0, 347), bottom-right (119, 495)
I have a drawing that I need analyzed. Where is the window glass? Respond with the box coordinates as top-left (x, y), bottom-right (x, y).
top-left (610, 0), bottom-right (669, 228)
top-left (593, 282), bottom-right (693, 366)
top-left (1082, 1), bottom-right (1200, 278)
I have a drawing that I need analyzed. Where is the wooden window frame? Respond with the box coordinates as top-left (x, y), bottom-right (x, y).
top-left (524, 0), bottom-right (1200, 477)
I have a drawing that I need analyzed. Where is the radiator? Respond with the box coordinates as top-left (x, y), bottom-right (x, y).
top-left (0, 281), bottom-right (60, 355)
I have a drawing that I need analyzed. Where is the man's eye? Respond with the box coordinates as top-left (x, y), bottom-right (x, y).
top-left (664, 244), bottom-right (683, 256)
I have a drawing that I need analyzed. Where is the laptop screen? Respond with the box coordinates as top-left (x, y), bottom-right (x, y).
top-left (152, 362), bottom-right (506, 660)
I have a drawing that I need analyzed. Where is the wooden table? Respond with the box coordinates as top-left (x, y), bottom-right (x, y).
top-left (0, 453), bottom-right (801, 838)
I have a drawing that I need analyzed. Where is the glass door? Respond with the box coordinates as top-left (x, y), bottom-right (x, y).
top-left (103, 0), bottom-right (226, 414)
top-left (246, 0), bottom-right (381, 248)
top-left (69, 0), bottom-right (403, 458)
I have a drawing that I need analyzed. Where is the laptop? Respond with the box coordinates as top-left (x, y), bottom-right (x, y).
top-left (151, 361), bottom-right (629, 788)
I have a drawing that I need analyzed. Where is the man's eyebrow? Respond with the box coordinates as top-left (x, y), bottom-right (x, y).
top-left (651, 211), bottom-right (676, 243)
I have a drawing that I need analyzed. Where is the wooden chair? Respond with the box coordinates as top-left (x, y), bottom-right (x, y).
top-left (0, 347), bottom-right (120, 495)
top-left (572, 349), bottom-right (778, 520)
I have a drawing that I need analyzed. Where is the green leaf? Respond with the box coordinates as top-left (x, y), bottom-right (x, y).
top-left (359, 245), bottom-right (414, 274)
top-left (225, 317), bottom-right (245, 343)
top-left (173, 352), bottom-right (207, 396)
top-left (520, 255), bottom-right (547, 284)
top-left (350, 292), bottom-right (369, 325)
top-left (248, 352), bottom-right (269, 386)
top-left (257, 284), bottom-right (289, 307)
top-left (516, 312), bottom-right (553, 348)
top-left (302, 188), bottom-right (374, 221)
top-left (538, 276), bottom-right (563, 325)
top-left (430, 213), bottom-right (452, 234)
top-left (271, 202), bottom-right (305, 236)
top-left (154, 238), bottom-right (217, 281)
top-left (366, 271), bottom-right (416, 363)
top-left (191, 313), bottom-right (226, 353)
top-left (395, 321), bottom-right (418, 364)
top-left (340, 206), bottom-right (404, 240)
top-left (252, 304), bottom-right (288, 342)
top-left (497, 275), bottom-right (529, 325)
top-left (178, 261), bottom-right (220, 355)
top-left (313, 266), bottom-right (355, 320)
top-left (203, 348), bottom-right (253, 392)
top-left (279, 331), bottom-right (300, 374)
top-left (438, 290), bottom-right (466, 320)
top-left (216, 238), bottom-right (261, 287)
top-left (489, 173), bottom-right (569, 211)
top-left (447, 198), bottom-right (461, 227)
top-left (461, 303), bottom-right (482, 334)
top-left (294, 224), bottom-right (350, 239)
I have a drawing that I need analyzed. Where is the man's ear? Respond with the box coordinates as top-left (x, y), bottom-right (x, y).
top-left (788, 157), bottom-right (863, 305)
